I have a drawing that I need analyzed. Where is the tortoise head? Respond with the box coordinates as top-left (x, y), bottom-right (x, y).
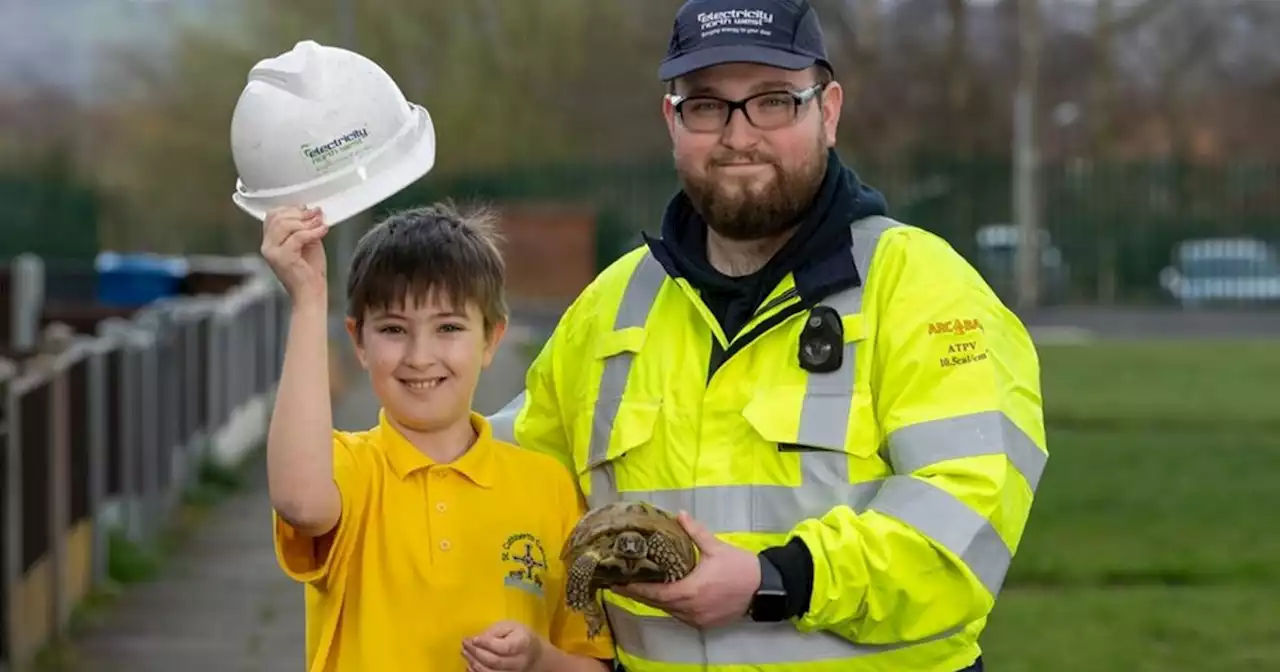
top-left (611, 530), bottom-right (648, 559)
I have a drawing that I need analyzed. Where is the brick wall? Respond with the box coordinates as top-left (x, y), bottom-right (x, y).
top-left (496, 204), bottom-right (597, 308)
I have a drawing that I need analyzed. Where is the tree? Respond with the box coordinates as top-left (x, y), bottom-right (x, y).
top-left (92, 0), bottom-right (655, 253)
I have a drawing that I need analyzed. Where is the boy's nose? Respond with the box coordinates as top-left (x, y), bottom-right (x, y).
top-left (402, 334), bottom-right (436, 368)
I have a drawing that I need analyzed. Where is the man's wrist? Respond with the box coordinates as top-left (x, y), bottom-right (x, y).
top-left (759, 538), bottom-right (815, 620)
top-left (750, 553), bottom-right (788, 621)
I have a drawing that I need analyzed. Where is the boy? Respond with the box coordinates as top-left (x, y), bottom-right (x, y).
top-left (260, 203), bottom-right (615, 672)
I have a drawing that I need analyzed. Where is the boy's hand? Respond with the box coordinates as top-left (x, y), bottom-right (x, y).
top-left (260, 206), bottom-right (329, 303)
top-left (462, 620), bottom-right (543, 672)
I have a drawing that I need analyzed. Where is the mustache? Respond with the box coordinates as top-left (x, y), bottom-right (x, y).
top-left (709, 151), bottom-right (777, 166)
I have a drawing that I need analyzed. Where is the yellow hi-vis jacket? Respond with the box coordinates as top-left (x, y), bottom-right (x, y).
top-left (490, 215), bottom-right (1048, 672)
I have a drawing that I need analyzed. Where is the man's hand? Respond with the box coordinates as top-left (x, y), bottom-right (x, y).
top-left (462, 620), bottom-right (543, 672)
top-left (613, 511), bottom-right (761, 629)
top-left (260, 206), bottom-right (329, 304)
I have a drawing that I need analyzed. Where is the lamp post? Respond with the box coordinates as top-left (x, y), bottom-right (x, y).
top-left (1013, 0), bottom-right (1042, 311)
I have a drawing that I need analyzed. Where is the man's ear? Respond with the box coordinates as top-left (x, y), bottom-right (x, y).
top-left (819, 80), bottom-right (844, 148)
top-left (344, 316), bottom-right (369, 369)
top-left (482, 318), bottom-right (508, 368)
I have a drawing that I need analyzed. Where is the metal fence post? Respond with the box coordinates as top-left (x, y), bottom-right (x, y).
top-left (120, 333), bottom-right (141, 543)
top-left (181, 306), bottom-right (201, 485)
top-left (87, 342), bottom-right (109, 587)
top-left (9, 255), bottom-right (45, 352)
top-left (48, 362), bottom-right (69, 643)
top-left (2, 380), bottom-right (19, 671)
top-left (137, 330), bottom-right (159, 540)
top-left (208, 313), bottom-right (223, 451)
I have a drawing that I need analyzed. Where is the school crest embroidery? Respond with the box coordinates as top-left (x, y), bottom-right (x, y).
top-left (502, 532), bottom-right (548, 596)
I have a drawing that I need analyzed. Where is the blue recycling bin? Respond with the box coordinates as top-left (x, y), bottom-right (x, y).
top-left (95, 252), bottom-right (190, 308)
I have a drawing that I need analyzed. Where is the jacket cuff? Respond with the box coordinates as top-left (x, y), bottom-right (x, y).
top-left (760, 537), bottom-right (815, 619)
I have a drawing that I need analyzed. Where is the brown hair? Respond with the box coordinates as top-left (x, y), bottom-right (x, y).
top-left (346, 201), bottom-right (508, 335)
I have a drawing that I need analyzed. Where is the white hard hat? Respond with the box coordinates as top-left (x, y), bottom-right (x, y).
top-left (230, 40), bottom-right (436, 227)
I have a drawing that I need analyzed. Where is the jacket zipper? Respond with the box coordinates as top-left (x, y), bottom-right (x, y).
top-left (723, 298), bottom-right (810, 362)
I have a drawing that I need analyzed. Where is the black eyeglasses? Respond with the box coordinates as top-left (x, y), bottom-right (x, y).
top-left (666, 84), bottom-right (826, 133)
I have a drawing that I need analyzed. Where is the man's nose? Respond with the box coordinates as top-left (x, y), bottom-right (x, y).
top-left (719, 108), bottom-right (759, 152)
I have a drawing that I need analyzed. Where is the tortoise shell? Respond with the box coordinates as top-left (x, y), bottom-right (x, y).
top-left (561, 500), bottom-right (699, 638)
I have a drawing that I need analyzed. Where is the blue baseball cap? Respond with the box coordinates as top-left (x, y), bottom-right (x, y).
top-left (659, 0), bottom-right (833, 82)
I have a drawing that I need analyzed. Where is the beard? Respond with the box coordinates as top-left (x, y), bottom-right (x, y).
top-left (677, 140), bottom-right (827, 242)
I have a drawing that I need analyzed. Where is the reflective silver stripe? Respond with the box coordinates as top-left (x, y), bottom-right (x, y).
top-left (487, 252), bottom-right (667, 454)
top-left (867, 412), bottom-right (1048, 595)
top-left (850, 215), bottom-right (900, 277)
top-left (587, 253), bottom-right (668, 503)
top-left (488, 390), bottom-right (524, 444)
top-left (887, 411), bottom-right (1048, 491)
top-left (797, 272), bottom-right (862, 451)
top-left (865, 476), bottom-right (1011, 595)
top-left (609, 481), bottom-right (883, 533)
top-left (607, 608), bottom-right (959, 665)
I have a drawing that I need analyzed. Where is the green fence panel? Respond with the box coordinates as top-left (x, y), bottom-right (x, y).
top-left (0, 169), bottom-right (101, 263)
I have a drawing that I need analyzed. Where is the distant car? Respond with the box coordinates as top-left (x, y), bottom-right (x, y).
top-left (1158, 237), bottom-right (1280, 308)
top-left (974, 224), bottom-right (1070, 306)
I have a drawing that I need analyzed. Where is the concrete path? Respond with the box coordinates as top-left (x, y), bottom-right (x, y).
top-left (1020, 306), bottom-right (1280, 341)
top-left (66, 340), bottom-right (532, 672)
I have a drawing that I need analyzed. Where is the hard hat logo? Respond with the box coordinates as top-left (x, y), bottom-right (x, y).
top-left (302, 127), bottom-right (372, 169)
top-left (229, 40), bottom-right (436, 227)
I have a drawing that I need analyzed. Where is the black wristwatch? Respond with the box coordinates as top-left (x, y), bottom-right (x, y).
top-left (749, 554), bottom-right (789, 622)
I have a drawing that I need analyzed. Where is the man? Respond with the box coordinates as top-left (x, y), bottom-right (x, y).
top-left (490, 0), bottom-right (1047, 670)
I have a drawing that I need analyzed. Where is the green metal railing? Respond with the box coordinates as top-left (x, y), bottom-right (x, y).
top-left (385, 156), bottom-right (1280, 307)
top-left (5, 156), bottom-right (1276, 307)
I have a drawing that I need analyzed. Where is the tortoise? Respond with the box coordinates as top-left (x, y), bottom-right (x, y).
top-left (561, 500), bottom-right (699, 638)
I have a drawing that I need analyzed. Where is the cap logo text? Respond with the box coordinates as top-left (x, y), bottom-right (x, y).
top-left (697, 9), bottom-right (775, 38)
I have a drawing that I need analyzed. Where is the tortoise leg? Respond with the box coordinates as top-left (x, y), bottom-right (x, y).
top-left (567, 551), bottom-right (612, 639)
top-left (647, 534), bottom-right (693, 582)
top-left (566, 550), bottom-right (602, 613)
top-left (582, 597), bottom-right (609, 640)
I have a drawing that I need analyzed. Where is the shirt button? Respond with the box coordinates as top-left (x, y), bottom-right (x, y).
top-left (433, 470), bottom-right (447, 479)
top-left (440, 539), bottom-right (451, 551)
top-left (436, 502), bottom-right (447, 512)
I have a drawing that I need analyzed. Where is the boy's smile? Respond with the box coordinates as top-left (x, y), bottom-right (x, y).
top-left (346, 290), bottom-right (506, 458)
top-left (401, 376), bottom-right (447, 392)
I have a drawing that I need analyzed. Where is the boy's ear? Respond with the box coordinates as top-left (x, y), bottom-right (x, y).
top-left (482, 318), bottom-right (508, 368)
top-left (344, 316), bottom-right (369, 369)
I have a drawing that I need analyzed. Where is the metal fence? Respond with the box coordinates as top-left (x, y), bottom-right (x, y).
top-left (0, 258), bottom-right (287, 671)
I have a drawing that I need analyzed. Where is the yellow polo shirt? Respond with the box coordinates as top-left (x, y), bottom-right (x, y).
top-left (273, 410), bottom-right (614, 671)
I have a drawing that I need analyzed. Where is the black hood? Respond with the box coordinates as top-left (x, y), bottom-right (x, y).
top-left (646, 149), bottom-right (889, 338)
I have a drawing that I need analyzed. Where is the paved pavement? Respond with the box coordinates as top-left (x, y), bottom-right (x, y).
top-left (1021, 306), bottom-right (1280, 341)
top-left (67, 340), bottom-right (532, 672)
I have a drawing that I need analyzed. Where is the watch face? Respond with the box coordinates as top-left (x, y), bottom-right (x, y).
top-left (751, 590), bottom-right (788, 622)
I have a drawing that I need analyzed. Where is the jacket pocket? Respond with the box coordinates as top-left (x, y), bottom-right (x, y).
top-left (735, 321), bottom-right (881, 530)
top-left (740, 312), bottom-right (874, 459)
top-left (573, 327), bottom-right (661, 507)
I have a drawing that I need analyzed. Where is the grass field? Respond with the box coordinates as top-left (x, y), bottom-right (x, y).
top-left (980, 340), bottom-right (1280, 671)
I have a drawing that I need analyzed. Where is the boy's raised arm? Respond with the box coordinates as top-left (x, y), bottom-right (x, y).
top-left (261, 205), bottom-right (341, 537)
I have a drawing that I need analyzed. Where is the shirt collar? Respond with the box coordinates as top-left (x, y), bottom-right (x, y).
top-left (376, 410), bottom-right (496, 487)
